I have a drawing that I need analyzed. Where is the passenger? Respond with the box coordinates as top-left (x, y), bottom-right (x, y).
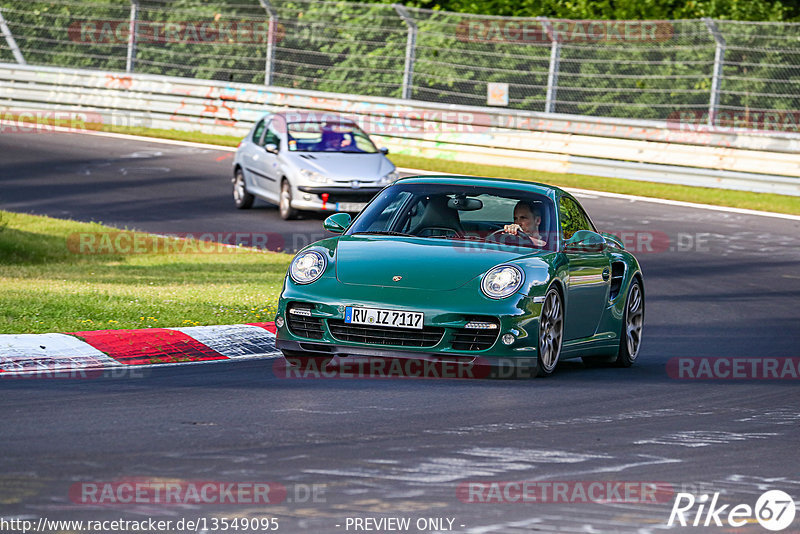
top-left (502, 201), bottom-right (546, 246)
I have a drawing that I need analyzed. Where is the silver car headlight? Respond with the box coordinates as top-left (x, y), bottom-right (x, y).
top-left (481, 265), bottom-right (524, 299)
top-left (300, 169), bottom-right (331, 184)
top-left (379, 170), bottom-right (399, 185)
top-left (290, 250), bottom-right (327, 284)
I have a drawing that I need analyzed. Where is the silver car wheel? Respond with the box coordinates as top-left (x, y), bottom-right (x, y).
top-left (279, 180), bottom-right (297, 220)
top-left (625, 282), bottom-right (644, 359)
top-left (232, 168), bottom-right (254, 209)
top-left (538, 288), bottom-right (563, 374)
top-left (233, 173), bottom-right (245, 203)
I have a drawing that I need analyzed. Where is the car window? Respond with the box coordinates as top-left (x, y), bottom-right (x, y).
top-left (264, 119), bottom-right (283, 148)
top-left (251, 120), bottom-right (266, 144)
top-left (559, 196), bottom-right (594, 240)
top-left (347, 183), bottom-right (556, 250)
top-left (286, 122), bottom-right (378, 153)
top-left (398, 197), bottom-right (428, 233)
top-left (458, 194), bottom-right (516, 223)
top-left (358, 191), bottom-right (413, 232)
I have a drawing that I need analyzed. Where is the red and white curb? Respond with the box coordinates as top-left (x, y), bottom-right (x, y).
top-left (0, 323), bottom-right (280, 374)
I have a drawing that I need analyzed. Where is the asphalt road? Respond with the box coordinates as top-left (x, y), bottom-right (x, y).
top-left (1, 132), bottom-right (799, 533)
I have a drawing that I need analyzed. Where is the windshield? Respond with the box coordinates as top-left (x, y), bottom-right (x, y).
top-left (347, 183), bottom-right (557, 251)
top-left (287, 121), bottom-right (379, 153)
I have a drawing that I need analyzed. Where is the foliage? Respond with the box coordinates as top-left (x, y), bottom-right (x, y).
top-left (1, 0), bottom-right (798, 120)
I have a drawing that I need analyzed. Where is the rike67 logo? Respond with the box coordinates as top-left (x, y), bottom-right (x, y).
top-left (668, 490), bottom-right (796, 531)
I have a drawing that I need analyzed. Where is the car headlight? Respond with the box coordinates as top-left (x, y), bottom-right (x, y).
top-left (300, 169), bottom-right (331, 184)
top-left (379, 170), bottom-right (399, 184)
top-left (290, 250), bottom-right (327, 284)
top-left (481, 265), bottom-right (524, 299)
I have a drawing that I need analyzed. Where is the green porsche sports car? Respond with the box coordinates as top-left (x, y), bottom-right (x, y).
top-left (274, 175), bottom-right (644, 377)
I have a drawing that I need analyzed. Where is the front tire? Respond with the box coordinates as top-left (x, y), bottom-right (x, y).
top-left (279, 179), bottom-right (298, 220)
top-left (614, 278), bottom-right (644, 367)
top-left (536, 286), bottom-right (564, 377)
top-left (233, 168), bottom-right (254, 209)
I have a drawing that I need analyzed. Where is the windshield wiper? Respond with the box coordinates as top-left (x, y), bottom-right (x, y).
top-left (352, 231), bottom-right (415, 237)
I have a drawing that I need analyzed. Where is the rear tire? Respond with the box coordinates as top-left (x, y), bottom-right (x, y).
top-left (614, 278), bottom-right (644, 367)
top-left (279, 179), bottom-right (298, 220)
top-left (233, 168), bottom-right (254, 209)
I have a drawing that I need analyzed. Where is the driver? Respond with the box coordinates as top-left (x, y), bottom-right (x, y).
top-left (503, 201), bottom-right (546, 247)
top-left (320, 128), bottom-right (352, 151)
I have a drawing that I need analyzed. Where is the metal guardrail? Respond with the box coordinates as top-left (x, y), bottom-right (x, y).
top-left (1, 63), bottom-right (799, 196)
top-left (2, 0), bottom-right (800, 126)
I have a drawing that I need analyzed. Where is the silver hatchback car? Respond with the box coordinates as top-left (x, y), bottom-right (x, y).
top-left (232, 112), bottom-right (399, 219)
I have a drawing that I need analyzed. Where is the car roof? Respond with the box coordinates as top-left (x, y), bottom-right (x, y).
top-left (395, 174), bottom-right (565, 199)
top-left (267, 111), bottom-right (356, 124)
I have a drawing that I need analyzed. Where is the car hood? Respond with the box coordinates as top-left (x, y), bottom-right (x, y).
top-left (334, 235), bottom-right (538, 290)
top-left (287, 153), bottom-right (392, 182)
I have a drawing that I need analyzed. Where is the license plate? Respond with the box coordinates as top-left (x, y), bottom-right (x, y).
top-left (345, 306), bottom-right (423, 329)
top-left (337, 202), bottom-right (367, 212)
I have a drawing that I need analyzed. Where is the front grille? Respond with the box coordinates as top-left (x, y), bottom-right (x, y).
top-left (451, 329), bottom-right (500, 351)
top-left (286, 303), bottom-right (324, 339)
top-left (451, 317), bottom-right (501, 351)
top-left (327, 320), bottom-right (444, 348)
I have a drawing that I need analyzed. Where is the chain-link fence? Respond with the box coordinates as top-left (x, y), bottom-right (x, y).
top-left (1, 0), bottom-right (799, 128)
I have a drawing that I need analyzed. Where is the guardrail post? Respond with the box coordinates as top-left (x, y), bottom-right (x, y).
top-left (126, 0), bottom-right (139, 73)
top-left (703, 18), bottom-right (726, 127)
top-left (393, 4), bottom-right (417, 100)
top-left (538, 17), bottom-right (560, 114)
top-left (258, 0), bottom-right (277, 86)
top-left (0, 8), bottom-right (26, 65)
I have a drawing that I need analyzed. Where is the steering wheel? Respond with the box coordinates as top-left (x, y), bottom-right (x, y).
top-left (487, 227), bottom-right (533, 245)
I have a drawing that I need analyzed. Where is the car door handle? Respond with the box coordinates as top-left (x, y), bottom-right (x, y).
top-left (602, 268), bottom-right (610, 281)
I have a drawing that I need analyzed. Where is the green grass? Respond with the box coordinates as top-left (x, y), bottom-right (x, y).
top-left (0, 211), bottom-right (292, 334)
top-left (110, 125), bottom-right (242, 147)
top-left (9, 113), bottom-right (799, 214)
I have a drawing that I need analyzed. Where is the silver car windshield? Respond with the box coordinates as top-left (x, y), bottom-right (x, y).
top-left (347, 183), bottom-right (558, 251)
top-left (287, 122), bottom-right (379, 153)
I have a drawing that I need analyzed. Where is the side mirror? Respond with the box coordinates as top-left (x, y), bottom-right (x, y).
top-left (379, 147), bottom-right (389, 155)
top-left (323, 212), bottom-right (352, 234)
top-left (564, 230), bottom-right (607, 253)
top-left (599, 232), bottom-right (625, 250)
top-left (264, 143), bottom-right (278, 154)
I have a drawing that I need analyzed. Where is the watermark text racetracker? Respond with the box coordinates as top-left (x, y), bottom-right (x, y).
top-left (457, 481), bottom-right (674, 504)
top-left (67, 232), bottom-right (287, 254)
top-left (668, 110), bottom-right (800, 134)
top-left (454, 230), bottom-right (711, 254)
top-left (0, 110), bottom-right (154, 133)
top-left (67, 229), bottom-right (715, 256)
top-left (69, 19), bottom-right (284, 45)
top-left (69, 479), bottom-right (325, 506)
top-left (0, 366), bottom-right (148, 380)
top-left (456, 19), bottom-right (674, 43)
top-left (667, 357), bottom-right (800, 380)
